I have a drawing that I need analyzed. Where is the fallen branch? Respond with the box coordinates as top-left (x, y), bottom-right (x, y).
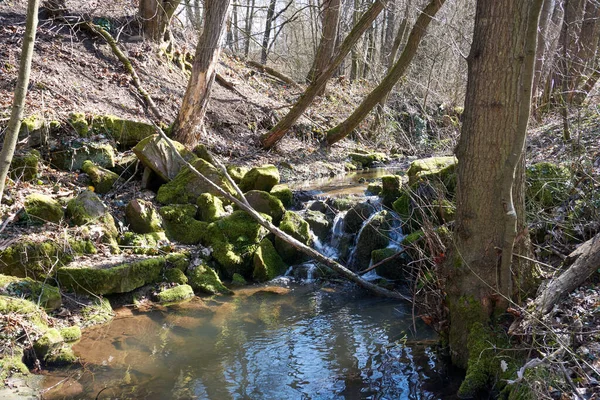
top-left (535, 232), bottom-right (600, 314)
top-left (149, 121), bottom-right (409, 301)
top-left (358, 248), bottom-right (406, 275)
top-left (247, 60), bottom-right (301, 88)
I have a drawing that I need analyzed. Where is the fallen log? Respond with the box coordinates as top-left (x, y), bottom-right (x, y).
top-left (247, 60), bottom-right (301, 88)
top-left (535, 232), bottom-right (600, 314)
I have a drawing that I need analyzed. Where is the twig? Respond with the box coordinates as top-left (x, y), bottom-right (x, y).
top-left (358, 248), bottom-right (406, 275)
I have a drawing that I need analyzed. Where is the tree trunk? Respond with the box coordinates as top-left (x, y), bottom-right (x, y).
top-left (0, 0), bottom-right (40, 203)
top-left (326, 0), bottom-right (445, 146)
top-left (350, 0), bottom-right (363, 81)
top-left (381, 0), bottom-right (396, 66)
top-left (445, 0), bottom-right (542, 377)
top-left (139, 0), bottom-right (179, 42)
top-left (568, 0), bottom-right (600, 102)
top-left (532, 0), bottom-right (555, 100)
top-left (244, 0), bottom-right (256, 58)
top-left (171, 0), bottom-right (231, 148)
top-left (260, 0), bottom-right (277, 64)
top-left (307, 0), bottom-right (342, 84)
top-left (261, 0), bottom-right (387, 149)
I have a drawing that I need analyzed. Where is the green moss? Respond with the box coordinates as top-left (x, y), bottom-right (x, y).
top-left (348, 152), bottom-right (388, 168)
top-left (160, 204), bottom-right (207, 244)
top-left (66, 190), bottom-right (108, 225)
top-left (57, 257), bottom-right (165, 295)
top-left (344, 162), bottom-right (358, 171)
top-left (33, 328), bottom-right (63, 357)
top-left (166, 252), bottom-right (190, 271)
top-left (94, 115), bottom-right (156, 149)
top-left (50, 142), bottom-right (115, 171)
top-left (253, 238), bottom-right (288, 282)
top-left (44, 344), bottom-right (77, 365)
top-left (227, 165), bottom-right (248, 184)
top-left (120, 231), bottom-right (169, 255)
top-left (275, 211), bottom-right (312, 263)
top-left (331, 196), bottom-right (359, 211)
top-left (0, 295), bottom-right (48, 331)
top-left (402, 230), bottom-right (424, 246)
top-left (270, 184), bottom-right (293, 207)
top-left (380, 175), bottom-right (402, 206)
top-left (164, 268), bottom-right (188, 285)
top-left (526, 162), bottom-right (571, 208)
top-left (186, 263), bottom-right (232, 294)
top-left (69, 112), bottom-right (89, 137)
top-left (24, 193), bottom-right (64, 224)
top-left (125, 199), bottom-right (163, 234)
top-left (82, 160), bottom-right (119, 194)
top-left (10, 149), bottom-right (40, 181)
top-left (304, 210), bottom-right (330, 240)
top-left (245, 190), bottom-right (286, 224)
top-left (231, 273), bottom-right (247, 286)
top-left (196, 193), bottom-right (226, 222)
top-left (0, 348), bottom-right (29, 380)
top-left (20, 114), bottom-right (45, 137)
top-left (59, 326), bottom-right (82, 343)
top-left (157, 284), bottom-right (194, 305)
top-left (0, 274), bottom-right (61, 311)
top-left (366, 183), bottom-right (382, 195)
top-left (407, 156), bottom-right (457, 189)
top-left (239, 165), bottom-right (280, 192)
top-left (80, 298), bottom-right (113, 327)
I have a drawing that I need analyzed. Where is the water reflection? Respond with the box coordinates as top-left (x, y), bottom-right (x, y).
top-left (42, 285), bottom-right (460, 399)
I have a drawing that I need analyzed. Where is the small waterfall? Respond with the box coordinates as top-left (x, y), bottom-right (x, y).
top-left (329, 211), bottom-right (346, 250)
top-left (347, 211), bottom-right (383, 268)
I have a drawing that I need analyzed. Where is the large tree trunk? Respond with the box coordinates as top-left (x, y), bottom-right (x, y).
top-left (261, 0), bottom-right (387, 149)
top-left (307, 0), bottom-right (342, 84)
top-left (326, 0), bottom-right (445, 146)
top-left (139, 0), bottom-right (179, 42)
top-left (0, 0), bottom-right (40, 203)
top-left (260, 0), bottom-right (277, 64)
top-left (244, 0), bottom-right (256, 58)
top-left (446, 0), bottom-right (542, 381)
top-left (380, 0), bottom-right (397, 66)
top-left (171, 0), bottom-right (231, 148)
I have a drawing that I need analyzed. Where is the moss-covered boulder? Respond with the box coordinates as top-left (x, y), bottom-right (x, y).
top-left (33, 327), bottom-right (77, 365)
top-left (0, 274), bottom-right (61, 311)
top-left (0, 295), bottom-right (49, 331)
top-left (157, 158), bottom-right (236, 204)
top-left (380, 175), bottom-right (402, 206)
top-left (351, 211), bottom-right (393, 270)
top-left (50, 141), bottom-right (115, 171)
top-left (57, 256), bottom-right (166, 295)
top-left (0, 348), bottom-right (28, 381)
top-left (366, 183), bottom-right (382, 195)
top-left (157, 284), bottom-right (194, 305)
top-left (270, 184), bottom-right (293, 207)
top-left (120, 231), bottom-right (169, 255)
top-left (159, 204), bottom-right (207, 244)
top-left (133, 134), bottom-right (197, 181)
top-left (231, 273), bottom-right (247, 286)
top-left (82, 160), bottom-right (119, 194)
top-left (186, 263), bottom-right (232, 294)
top-left (205, 211), bottom-right (270, 277)
top-left (68, 112), bottom-right (89, 137)
top-left (240, 165), bottom-right (280, 192)
top-left (196, 193), bottom-right (227, 222)
top-left (253, 238), bottom-right (288, 282)
top-left (526, 162), bottom-right (571, 208)
top-left (24, 193), bottom-right (64, 224)
top-left (96, 115), bottom-right (156, 149)
top-left (344, 202), bottom-right (377, 234)
top-left (304, 210), bottom-right (330, 240)
top-left (245, 190), bottom-right (286, 224)
top-left (275, 211), bottom-right (312, 263)
top-left (348, 152), bottom-right (388, 168)
top-left (66, 191), bottom-right (119, 246)
top-left (371, 248), bottom-right (406, 280)
top-left (407, 156), bottom-right (457, 188)
top-left (19, 114), bottom-right (46, 137)
top-left (163, 268), bottom-right (188, 285)
top-left (227, 165), bottom-right (248, 184)
top-left (59, 326), bottom-right (82, 343)
top-left (10, 150), bottom-right (40, 181)
top-left (126, 199), bottom-right (163, 233)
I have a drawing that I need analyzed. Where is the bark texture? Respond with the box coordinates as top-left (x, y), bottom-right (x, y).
top-left (307, 0), bottom-right (342, 84)
top-left (139, 0), bottom-right (179, 42)
top-left (172, 0), bottom-right (231, 147)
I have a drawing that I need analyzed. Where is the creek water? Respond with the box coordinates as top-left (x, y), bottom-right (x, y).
top-left (41, 168), bottom-right (462, 399)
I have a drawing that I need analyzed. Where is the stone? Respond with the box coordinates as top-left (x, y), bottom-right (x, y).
top-left (94, 115), bottom-right (156, 149)
top-left (196, 193), bottom-right (226, 222)
top-left (192, 144), bottom-right (215, 164)
top-left (380, 175), bottom-right (402, 206)
top-left (66, 191), bottom-right (118, 240)
top-left (0, 274), bottom-right (62, 311)
top-left (125, 199), bottom-right (163, 234)
top-left (80, 297), bottom-right (114, 327)
top-left (270, 184), bottom-right (293, 207)
top-left (245, 190), bottom-right (286, 224)
top-left (275, 211), bottom-right (312, 263)
top-left (120, 231), bottom-right (169, 255)
top-left (33, 328), bottom-right (64, 360)
top-left (231, 273), bottom-right (247, 286)
top-left (59, 326), bottom-right (82, 343)
top-left (10, 150), bottom-right (40, 181)
top-left (344, 201), bottom-right (377, 234)
top-left (163, 268), bottom-right (188, 285)
top-left (366, 183), bottom-right (382, 195)
top-left (304, 210), bottom-right (330, 240)
top-left (308, 200), bottom-right (329, 214)
top-left (112, 153), bottom-right (139, 179)
top-left (50, 141), bottom-right (115, 171)
top-left (526, 162), bottom-right (571, 208)
top-left (133, 134), bottom-right (197, 181)
top-left (156, 158), bottom-right (236, 205)
top-left (348, 152), bottom-right (388, 168)
top-left (226, 165), bottom-right (248, 184)
top-left (24, 193), bottom-right (64, 224)
top-left (351, 211), bottom-right (394, 270)
top-left (157, 284), bottom-right (194, 305)
top-left (68, 112), bottom-right (89, 137)
top-left (81, 160), bottom-right (119, 194)
top-left (186, 263), bottom-right (232, 294)
top-left (159, 204), bottom-right (207, 245)
top-left (371, 248), bottom-right (405, 280)
top-left (253, 238), bottom-right (287, 282)
top-left (239, 165), bottom-right (280, 192)
top-left (407, 156), bottom-right (457, 188)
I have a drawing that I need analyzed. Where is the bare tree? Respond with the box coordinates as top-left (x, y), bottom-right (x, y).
top-left (139, 0), bottom-right (180, 42)
top-left (307, 0), bottom-right (342, 85)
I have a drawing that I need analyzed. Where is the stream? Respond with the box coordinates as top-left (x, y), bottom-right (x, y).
top-left (41, 169), bottom-right (462, 399)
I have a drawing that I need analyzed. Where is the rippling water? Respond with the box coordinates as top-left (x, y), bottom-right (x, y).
top-left (42, 284), bottom-right (460, 399)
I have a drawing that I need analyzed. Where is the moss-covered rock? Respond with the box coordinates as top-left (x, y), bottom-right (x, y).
top-left (0, 295), bottom-right (48, 331)
top-left (407, 156), bottom-right (457, 188)
top-left (24, 193), bottom-right (64, 224)
top-left (351, 211), bottom-right (393, 270)
top-left (344, 202), bottom-right (377, 234)
top-left (231, 273), bottom-right (247, 286)
top-left (245, 190), bottom-right (286, 224)
top-left (526, 162), bottom-right (571, 208)
top-left (157, 158), bottom-right (236, 204)
top-left (50, 141), bottom-right (115, 171)
top-left (186, 263), bottom-right (232, 294)
top-left (371, 248), bottom-right (406, 280)
top-left (205, 211), bottom-right (270, 277)
top-left (275, 211), bottom-right (312, 263)
top-left (0, 348), bottom-right (28, 381)
top-left (227, 165), bottom-right (248, 184)
top-left (166, 252), bottom-right (190, 271)
top-left (196, 193), bottom-right (227, 222)
top-left (80, 297), bottom-right (114, 327)
top-left (163, 268), bottom-right (188, 285)
top-left (348, 152), bottom-right (388, 168)
top-left (44, 344), bottom-right (77, 365)
top-left (125, 199), bottom-right (163, 233)
top-left (157, 284), bottom-right (194, 305)
top-left (33, 328), bottom-right (63, 359)
top-left (82, 160), bottom-right (119, 194)
top-left (304, 210), bottom-right (330, 240)
top-left (120, 231), bottom-right (169, 255)
top-left (0, 274), bottom-right (61, 311)
top-left (57, 257), bottom-right (166, 295)
top-left (366, 183), bottom-right (382, 195)
top-left (66, 191), bottom-right (119, 246)
top-left (239, 165), bottom-right (280, 192)
top-left (159, 204), bottom-right (207, 244)
top-left (133, 134), bottom-right (197, 181)
top-left (270, 184), bottom-right (293, 207)
top-left (10, 149), bottom-right (40, 181)
top-left (253, 238), bottom-right (288, 282)
top-left (380, 175), bottom-right (402, 206)
top-left (59, 326), bottom-right (82, 343)
top-left (96, 115), bottom-right (156, 149)
top-left (68, 112), bottom-right (89, 137)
